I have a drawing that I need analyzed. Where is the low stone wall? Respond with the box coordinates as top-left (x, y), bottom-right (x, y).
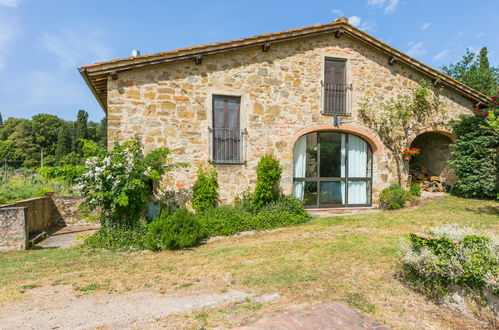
top-left (1, 197), bottom-right (54, 233)
top-left (52, 196), bottom-right (85, 226)
top-left (0, 207), bottom-right (28, 251)
top-left (0, 195), bottom-right (85, 252)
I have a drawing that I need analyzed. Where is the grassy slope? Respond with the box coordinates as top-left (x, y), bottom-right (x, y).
top-left (0, 196), bottom-right (497, 329)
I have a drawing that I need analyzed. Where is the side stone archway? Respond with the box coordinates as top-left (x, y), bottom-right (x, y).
top-left (409, 130), bottom-right (456, 191)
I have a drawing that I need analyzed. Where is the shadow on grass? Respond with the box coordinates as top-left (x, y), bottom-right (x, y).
top-left (466, 205), bottom-right (499, 216)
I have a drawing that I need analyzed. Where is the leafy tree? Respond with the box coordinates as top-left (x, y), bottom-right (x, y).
top-left (0, 111), bottom-right (106, 169)
top-left (32, 114), bottom-right (64, 155)
top-left (9, 119), bottom-right (39, 167)
top-left (441, 47), bottom-right (499, 96)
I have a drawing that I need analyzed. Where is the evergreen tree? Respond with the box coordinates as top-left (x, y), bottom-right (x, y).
top-left (74, 109), bottom-right (89, 153)
top-left (99, 116), bottom-right (107, 148)
top-left (55, 123), bottom-right (72, 161)
top-left (0, 112), bottom-right (3, 126)
top-left (441, 47), bottom-right (499, 96)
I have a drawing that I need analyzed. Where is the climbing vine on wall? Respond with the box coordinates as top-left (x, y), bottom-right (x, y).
top-left (358, 80), bottom-right (443, 185)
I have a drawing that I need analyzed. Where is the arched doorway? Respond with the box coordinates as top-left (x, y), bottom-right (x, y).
top-left (293, 131), bottom-right (372, 208)
top-left (409, 132), bottom-right (455, 191)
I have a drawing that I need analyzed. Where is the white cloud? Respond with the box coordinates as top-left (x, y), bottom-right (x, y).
top-left (384, 0), bottom-right (399, 13)
top-left (475, 32), bottom-right (484, 38)
top-left (432, 49), bottom-right (449, 62)
top-left (405, 41), bottom-right (427, 57)
top-left (348, 16), bottom-right (376, 32)
top-left (367, 0), bottom-right (385, 5)
top-left (38, 26), bottom-right (112, 69)
top-left (331, 9), bottom-right (344, 17)
top-left (349, 16), bottom-right (362, 26)
top-left (0, 17), bottom-right (17, 70)
top-left (421, 23), bottom-right (431, 30)
top-left (367, 0), bottom-right (399, 13)
top-left (0, 0), bottom-right (23, 7)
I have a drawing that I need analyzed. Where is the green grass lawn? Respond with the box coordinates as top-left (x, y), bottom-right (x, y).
top-left (0, 195), bottom-right (497, 329)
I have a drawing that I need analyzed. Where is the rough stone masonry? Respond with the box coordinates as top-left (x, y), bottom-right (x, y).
top-left (105, 32), bottom-right (473, 206)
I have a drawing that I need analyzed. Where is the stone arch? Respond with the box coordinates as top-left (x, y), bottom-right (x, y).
top-left (288, 124), bottom-right (384, 156)
top-left (408, 128), bottom-right (456, 190)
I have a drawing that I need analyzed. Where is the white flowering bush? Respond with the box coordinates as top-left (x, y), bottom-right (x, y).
top-left (76, 139), bottom-right (185, 228)
top-left (401, 224), bottom-right (498, 297)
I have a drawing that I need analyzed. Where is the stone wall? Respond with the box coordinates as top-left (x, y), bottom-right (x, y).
top-left (0, 196), bottom-right (85, 252)
top-left (52, 196), bottom-right (85, 226)
top-left (1, 197), bottom-right (54, 233)
top-left (106, 32), bottom-right (473, 207)
top-left (0, 207), bottom-right (27, 252)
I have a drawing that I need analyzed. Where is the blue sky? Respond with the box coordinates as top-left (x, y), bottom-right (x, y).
top-left (0, 0), bottom-right (498, 122)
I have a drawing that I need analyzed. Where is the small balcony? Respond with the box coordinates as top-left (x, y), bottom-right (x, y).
top-left (209, 127), bottom-right (246, 164)
top-left (322, 82), bottom-right (351, 115)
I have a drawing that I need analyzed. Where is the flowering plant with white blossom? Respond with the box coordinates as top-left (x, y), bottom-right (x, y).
top-left (76, 139), bottom-right (185, 228)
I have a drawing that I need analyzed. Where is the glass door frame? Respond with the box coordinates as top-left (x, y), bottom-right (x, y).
top-left (293, 131), bottom-right (373, 208)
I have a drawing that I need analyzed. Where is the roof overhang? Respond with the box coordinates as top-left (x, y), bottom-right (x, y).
top-left (80, 19), bottom-right (491, 113)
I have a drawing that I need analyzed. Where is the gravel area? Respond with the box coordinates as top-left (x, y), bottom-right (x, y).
top-left (0, 286), bottom-right (253, 329)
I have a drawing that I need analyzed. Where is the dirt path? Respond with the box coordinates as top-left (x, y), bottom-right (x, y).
top-left (0, 286), bottom-right (253, 329)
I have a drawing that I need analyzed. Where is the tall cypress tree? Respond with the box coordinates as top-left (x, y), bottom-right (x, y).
top-left (74, 110), bottom-right (89, 153)
top-left (99, 116), bottom-right (107, 148)
top-left (55, 123), bottom-right (72, 161)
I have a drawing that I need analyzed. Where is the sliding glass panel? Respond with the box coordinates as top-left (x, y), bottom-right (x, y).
top-left (319, 132), bottom-right (345, 178)
top-left (347, 180), bottom-right (369, 205)
top-left (348, 134), bottom-right (368, 177)
top-left (303, 181), bottom-right (318, 207)
top-left (320, 181), bottom-right (345, 205)
top-left (305, 133), bottom-right (318, 178)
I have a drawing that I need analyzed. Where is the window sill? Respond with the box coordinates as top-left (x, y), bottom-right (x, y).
top-left (210, 161), bottom-right (246, 165)
top-left (320, 112), bottom-right (352, 117)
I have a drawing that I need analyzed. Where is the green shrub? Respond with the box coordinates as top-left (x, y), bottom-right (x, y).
top-left (380, 184), bottom-right (412, 209)
top-left (144, 208), bottom-right (206, 251)
top-left (198, 196), bottom-right (310, 236)
top-left (410, 183), bottom-right (421, 197)
top-left (192, 165), bottom-right (218, 213)
top-left (401, 224), bottom-right (499, 297)
top-left (254, 195), bottom-right (310, 229)
top-left (253, 155), bottom-right (282, 209)
top-left (83, 224), bottom-right (147, 251)
top-left (197, 205), bottom-right (253, 237)
top-left (448, 106), bottom-right (498, 200)
top-left (38, 165), bottom-right (86, 185)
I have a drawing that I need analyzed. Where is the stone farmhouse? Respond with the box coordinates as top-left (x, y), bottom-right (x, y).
top-left (79, 17), bottom-right (489, 209)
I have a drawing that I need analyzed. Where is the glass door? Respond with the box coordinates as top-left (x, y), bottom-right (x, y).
top-left (293, 132), bottom-right (372, 208)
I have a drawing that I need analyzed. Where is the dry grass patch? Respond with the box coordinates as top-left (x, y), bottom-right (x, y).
top-left (0, 196), bottom-right (497, 329)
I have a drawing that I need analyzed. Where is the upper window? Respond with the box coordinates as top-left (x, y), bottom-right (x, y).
top-left (212, 95), bottom-right (242, 164)
top-left (323, 59), bottom-right (348, 115)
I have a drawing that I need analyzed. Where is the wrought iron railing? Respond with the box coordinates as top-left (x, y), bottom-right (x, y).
top-left (209, 127), bottom-right (246, 164)
top-left (322, 82), bottom-right (351, 115)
